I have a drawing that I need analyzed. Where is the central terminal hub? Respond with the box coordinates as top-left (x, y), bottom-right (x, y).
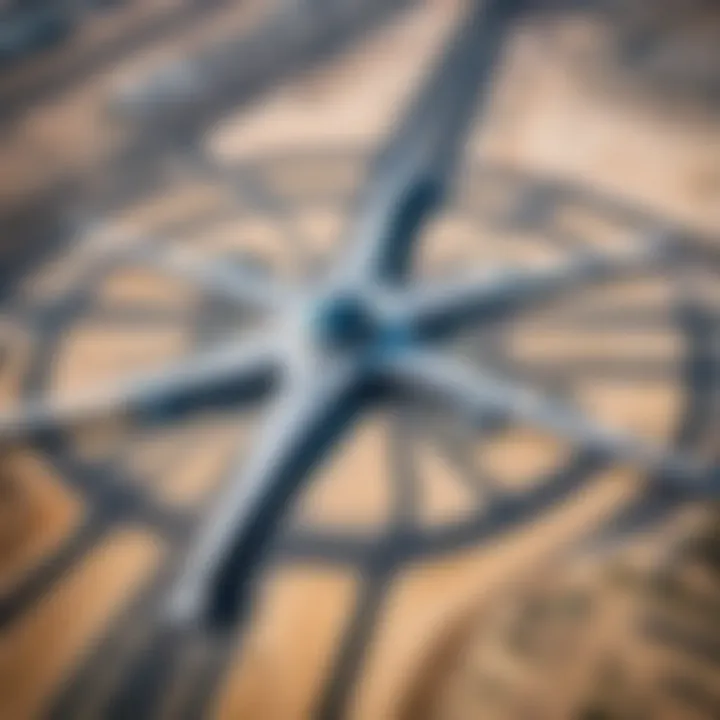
top-left (315, 293), bottom-right (378, 350)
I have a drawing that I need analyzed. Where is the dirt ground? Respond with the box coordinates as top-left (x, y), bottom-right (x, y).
top-left (0, 1), bottom-right (718, 718)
